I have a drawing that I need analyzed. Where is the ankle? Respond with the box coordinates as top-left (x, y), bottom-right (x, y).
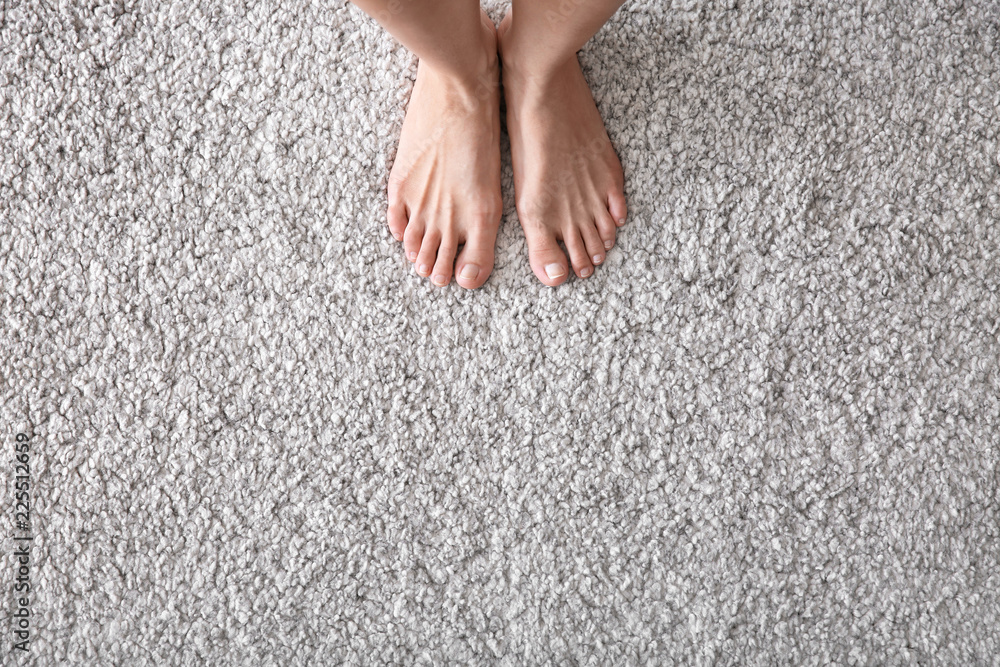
top-left (497, 24), bottom-right (577, 96)
top-left (501, 51), bottom-right (579, 107)
top-left (423, 25), bottom-right (499, 110)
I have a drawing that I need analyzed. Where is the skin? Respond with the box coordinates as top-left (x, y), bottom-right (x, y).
top-left (498, 2), bottom-right (628, 285)
top-left (348, 0), bottom-right (628, 288)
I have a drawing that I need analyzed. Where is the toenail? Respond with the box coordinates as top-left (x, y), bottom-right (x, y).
top-left (545, 263), bottom-right (565, 279)
top-left (593, 254), bottom-right (603, 264)
top-left (581, 267), bottom-right (593, 277)
top-left (616, 218), bottom-right (626, 227)
top-left (604, 240), bottom-right (613, 250)
top-left (418, 264), bottom-right (430, 275)
top-left (408, 252), bottom-right (417, 261)
top-left (393, 232), bottom-right (402, 241)
top-left (432, 274), bottom-right (447, 286)
top-left (459, 264), bottom-right (480, 281)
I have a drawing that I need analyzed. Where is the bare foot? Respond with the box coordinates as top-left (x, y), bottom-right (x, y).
top-left (386, 11), bottom-right (502, 289)
top-left (497, 10), bottom-right (628, 286)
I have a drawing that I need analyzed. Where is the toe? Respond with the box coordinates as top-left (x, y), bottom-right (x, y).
top-left (522, 223), bottom-right (569, 286)
top-left (402, 216), bottom-right (425, 263)
top-left (455, 227), bottom-right (496, 289)
top-left (579, 221), bottom-right (606, 267)
top-left (608, 190), bottom-right (628, 227)
top-left (595, 211), bottom-right (617, 251)
top-left (430, 234), bottom-right (458, 287)
top-left (414, 229), bottom-right (441, 278)
top-left (387, 202), bottom-right (408, 242)
top-left (563, 228), bottom-right (594, 279)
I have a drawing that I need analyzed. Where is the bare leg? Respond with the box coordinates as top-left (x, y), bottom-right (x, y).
top-left (350, 0), bottom-right (502, 289)
top-left (498, 1), bottom-right (629, 286)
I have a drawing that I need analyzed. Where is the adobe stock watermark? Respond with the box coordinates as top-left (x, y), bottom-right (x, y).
top-left (11, 432), bottom-right (34, 653)
top-left (545, 0), bottom-right (589, 25)
top-left (375, 0), bottom-right (411, 25)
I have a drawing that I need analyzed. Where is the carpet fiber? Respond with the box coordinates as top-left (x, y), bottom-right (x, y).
top-left (3, 0), bottom-right (1000, 664)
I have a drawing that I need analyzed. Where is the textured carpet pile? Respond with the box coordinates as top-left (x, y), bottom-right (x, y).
top-left (2, 0), bottom-right (999, 664)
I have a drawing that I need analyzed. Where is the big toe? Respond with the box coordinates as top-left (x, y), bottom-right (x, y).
top-left (455, 228), bottom-right (496, 290)
top-left (522, 224), bottom-right (569, 287)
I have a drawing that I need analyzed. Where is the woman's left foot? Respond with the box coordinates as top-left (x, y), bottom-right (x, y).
top-left (498, 10), bottom-right (628, 286)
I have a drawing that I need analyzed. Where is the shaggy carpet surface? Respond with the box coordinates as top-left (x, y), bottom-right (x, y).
top-left (2, 0), bottom-right (999, 664)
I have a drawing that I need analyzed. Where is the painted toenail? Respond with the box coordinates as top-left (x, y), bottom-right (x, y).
top-left (459, 264), bottom-right (480, 281)
top-left (418, 264), bottom-right (430, 275)
top-left (408, 252), bottom-right (417, 261)
top-left (593, 254), bottom-right (603, 264)
top-left (432, 274), bottom-right (447, 286)
top-left (604, 240), bottom-right (613, 249)
top-left (545, 263), bottom-right (565, 279)
top-left (581, 267), bottom-right (593, 277)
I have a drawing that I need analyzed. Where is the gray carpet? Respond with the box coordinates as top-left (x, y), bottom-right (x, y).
top-left (3, 0), bottom-right (1000, 664)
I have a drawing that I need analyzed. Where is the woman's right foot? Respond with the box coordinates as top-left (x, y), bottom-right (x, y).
top-left (497, 9), bottom-right (628, 286)
top-left (386, 10), bottom-right (502, 289)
